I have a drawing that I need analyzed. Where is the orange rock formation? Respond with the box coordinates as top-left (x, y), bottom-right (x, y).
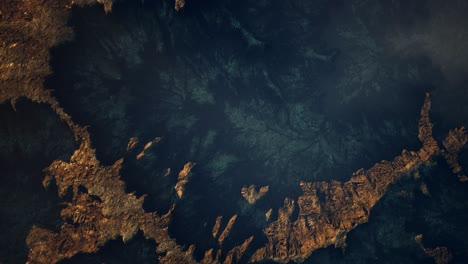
top-left (223, 236), bottom-right (254, 264)
top-left (415, 234), bottom-right (452, 264)
top-left (175, 161), bottom-right (196, 198)
top-left (175, 0), bottom-right (186, 11)
top-left (249, 94), bottom-right (448, 263)
top-left (442, 127), bottom-right (468, 182)
top-left (212, 216), bottom-right (223, 238)
top-left (265, 208), bottom-right (273, 221)
top-left (202, 215), bottom-right (253, 264)
top-left (136, 137), bottom-right (161, 159)
top-left (241, 185), bottom-right (269, 204)
top-left (27, 139), bottom-right (198, 263)
top-left (126, 137), bottom-right (139, 151)
top-left (218, 214), bottom-right (238, 246)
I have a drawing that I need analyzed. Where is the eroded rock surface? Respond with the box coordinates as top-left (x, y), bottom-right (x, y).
top-left (175, 161), bottom-right (196, 198)
top-left (442, 127), bottom-right (468, 182)
top-left (203, 215), bottom-right (253, 264)
top-left (265, 208), bottom-right (273, 222)
top-left (126, 137), bottom-right (138, 151)
top-left (175, 0), bottom-right (186, 11)
top-left (218, 214), bottom-right (238, 246)
top-left (415, 234), bottom-right (453, 264)
top-left (241, 185), bottom-right (269, 205)
top-left (136, 137), bottom-right (161, 160)
top-left (26, 133), bottom-right (198, 264)
top-left (212, 216), bottom-right (223, 239)
top-left (249, 94), bottom-right (463, 263)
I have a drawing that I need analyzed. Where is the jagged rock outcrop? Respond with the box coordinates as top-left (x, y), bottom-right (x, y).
top-left (203, 215), bottom-right (253, 264)
top-left (175, 0), bottom-right (186, 11)
top-left (201, 235), bottom-right (254, 264)
top-left (415, 234), bottom-right (453, 264)
top-left (126, 137), bottom-right (139, 151)
top-left (249, 94), bottom-right (451, 263)
top-left (223, 236), bottom-right (254, 264)
top-left (218, 214), bottom-right (238, 246)
top-left (26, 133), bottom-right (198, 264)
top-left (241, 185), bottom-right (269, 204)
top-left (175, 162), bottom-right (196, 198)
top-left (265, 208), bottom-right (273, 221)
top-left (442, 127), bottom-right (468, 182)
top-left (136, 137), bottom-right (161, 159)
top-left (212, 216), bottom-right (223, 238)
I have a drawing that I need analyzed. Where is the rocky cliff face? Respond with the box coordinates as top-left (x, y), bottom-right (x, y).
top-left (241, 185), bottom-right (269, 204)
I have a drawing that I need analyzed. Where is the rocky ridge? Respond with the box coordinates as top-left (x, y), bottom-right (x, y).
top-left (241, 185), bottom-right (269, 205)
top-left (249, 94), bottom-right (467, 263)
